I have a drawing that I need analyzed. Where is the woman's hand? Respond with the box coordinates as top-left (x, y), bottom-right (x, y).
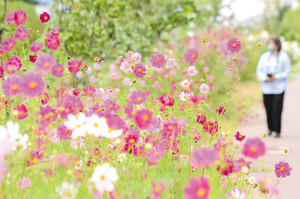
top-left (266, 75), bottom-right (276, 82)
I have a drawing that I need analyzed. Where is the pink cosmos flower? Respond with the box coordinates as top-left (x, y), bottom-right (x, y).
top-left (134, 109), bottom-right (152, 128)
top-left (19, 178), bottom-right (30, 189)
top-left (36, 105), bottom-right (57, 127)
top-left (19, 71), bottom-right (46, 98)
top-left (125, 133), bottom-right (139, 146)
top-left (183, 176), bottom-right (210, 199)
top-left (130, 90), bottom-right (147, 105)
top-left (5, 12), bottom-right (15, 24)
top-left (29, 55), bottom-right (37, 63)
top-left (29, 41), bottom-right (44, 53)
top-left (1, 75), bottom-right (22, 97)
top-left (86, 67), bottom-right (93, 74)
top-left (147, 144), bottom-right (165, 164)
top-left (274, 161), bottom-right (292, 178)
top-left (35, 53), bottom-right (57, 74)
top-left (103, 99), bottom-right (120, 114)
top-left (14, 10), bottom-right (27, 25)
top-left (216, 105), bottom-right (226, 115)
top-left (68, 60), bottom-right (81, 73)
top-left (221, 177), bottom-right (228, 187)
top-left (120, 61), bottom-right (131, 72)
top-left (108, 72), bottom-right (119, 80)
top-left (0, 46), bottom-right (4, 58)
top-left (160, 94), bottom-right (175, 107)
top-left (180, 79), bottom-right (190, 88)
top-left (133, 63), bottom-right (146, 78)
top-left (49, 27), bottom-right (60, 37)
top-left (242, 137), bottom-right (266, 159)
top-left (93, 63), bottom-right (100, 71)
top-left (44, 33), bottom-right (60, 50)
top-left (40, 12), bottom-right (50, 23)
top-left (76, 71), bottom-right (83, 79)
top-left (150, 179), bottom-right (167, 198)
top-left (89, 75), bottom-right (99, 83)
top-left (178, 89), bottom-right (191, 102)
top-left (187, 66), bottom-right (198, 76)
top-left (234, 157), bottom-right (252, 172)
top-left (191, 147), bottom-right (219, 168)
top-left (124, 102), bottom-right (136, 119)
top-left (40, 91), bottom-right (49, 105)
top-left (227, 38), bottom-right (241, 53)
top-left (196, 115), bottom-right (207, 125)
top-left (3, 37), bottom-right (16, 51)
top-left (84, 85), bottom-right (96, 97)
top-left (154, 81), bottom-right (162, 90)
top-left (150, 52), bottom-right (166, 68)
top-left (199, 84), bottom-right (209, 94)
top-left (234, 132), bottom-right (245, 142)
top-left (131, 52), bottom-right (142, 64)
top-left (57, 124), bottom-right (72, 141)
top-left (51, 63), bottom-right (64, 78)
top-left (13, 104), bottom-right (28, 120)
top-left (14, 26), bottom-right (30, 41)
top-left (4, 55), bottom-right (22, 75)
top-left (227, 187), bottom-right (246, 199)
top-left (204, 66), bottom-right (210, 72)
top-left (185, 49), bottom-right (199, 65)
top-left (217, 156), bottom-right (234, 176)
top-left (167, 58), bottom-right (177, 68)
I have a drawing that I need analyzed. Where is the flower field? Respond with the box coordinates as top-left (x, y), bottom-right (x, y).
top-left (0, 10), bottom-right (292, 199)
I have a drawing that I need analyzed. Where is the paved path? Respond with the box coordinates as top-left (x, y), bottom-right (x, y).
top-left (237, 77), bottom-right (300, 199)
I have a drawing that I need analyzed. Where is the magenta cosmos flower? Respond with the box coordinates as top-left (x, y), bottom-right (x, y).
top-left (40, 12), bottom-right (50, 23)
top-left (185, 49), bottom-right (199, 66)
top-left (35, 53), bottom-right (57, 74)
top-left (130, 90), bottom-right (147, 105)
top-left (184, 176), bottom-right (210, 199)
top-left (68, 60), bottom-right (81, 73)
top-left (51, 63), bottom-right (64, 78)
top-left (84, 85), bottom-right (96, 97)
top-left (134, 109), bottom-right (152, 128)
top-left (1, 75), bottom-right (22, 97)
top-left (49, 27), bottom-right (60, 37)
top-left (29, 55), bottom-right (37, 63)
top-left (5, 12), bottom-right (15, 24)
top-left (125, 133), bottom-right (139, 146)
top-left (14, 26), bottom-right (30, 42)
top-left (150, 52), bottom-right (166, 68)
top-left (133, 63), bottom-right (146, 78)
top-left (14, 10), bottom-right (27, 25)
top-left (3, 37), bottom-right (16, 51)
top-left (160, 94), bottom-right (175, 107)
top-left (227, 38), bottom-right (241, 53)
top-left (234, 132), bottom-right (245, 142)
top-left (0, 65), bottom-right (4, 78)
top-left (0, 46), bottom-right (4, 58)
top-left (191, 147), bottom-right (219, 168)
top-left (4, 55), bottom-right (22, 75)
top-left (216, 105), bottom-right (226, 115)
top-left (19, 71), bottom-right (46, 98)
top-left (242, 137), bottom-right (266, 159)
top-left (13, 104), bottom-right (28, 120)
top-left (274, 161), bottom-right (292, 178)
top-left (29, 41), bottom-right (44, 53)
top-left (44, 33), bottom-right (60, 50)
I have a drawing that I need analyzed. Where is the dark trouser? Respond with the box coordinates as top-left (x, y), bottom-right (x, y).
top-left (263, 92), bottom-right (284, 134)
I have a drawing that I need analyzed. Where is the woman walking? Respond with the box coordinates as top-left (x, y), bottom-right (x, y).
top-left (256, 37), bottom-right (291, 138)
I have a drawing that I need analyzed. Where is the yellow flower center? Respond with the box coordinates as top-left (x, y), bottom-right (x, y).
top-left (20, 112), bottom-right (23, 115)
top-left (53, 41), bottom-right (57, 44)
top-left (132, 111), bottom-right (136, 115)
top-left (143, 115), bottom-right (149, 121)
top-left (233, 43), bottom-right (236, 47)
top-left (129, 139), bottom-right (135, 143)
top-left (251, 148), bottom-right (256, 153)
top-left (30, 82), bottom-right (36, 89)
top-left (66, 109), bottom-right (69, 113)
top-left (155, 186), bottom-right (160, 191)
top-left (44, 114), bottom-right (50, 119)
top-left (169, 126), bottom-right (172, 130)
top-left (94, 123), bottom-right (99, 128)
top-left (22, 34), bottom-right (25, 37)
top-left (110, 105), bottom-right (113, 109)
top-left (10, 44), bottom-right (13, 47)
top-left (197, 188), bottom-right (205, 197)
top-left (44, 17), bottom-right (48, 20)
top-left (59, 69), bottom-right (62, 72)
top-left (75, 64), bottom-right (78, 68)
top-left (45, 63), bottom-right (49, 68)
top-left (155, 152), bottom-right (158, 156)
top-left (280, 167), bottom-right (284, 171)
top-left (21, 17), bottom-right (24, 20)
top-left (239, 135), bottom-right (242, 138)
top-left (138, 97), bottom-right (142, 101)
top-left (100, 175), bottom-right (105, 180)
top-left (12, 85), bottom-right (18, 91)
top-left (138, 69), bottom-right (142, 72)
top-left (157, 58), bottom-right (161, 61)
top-left (192, 55), bottom-right (196, 58)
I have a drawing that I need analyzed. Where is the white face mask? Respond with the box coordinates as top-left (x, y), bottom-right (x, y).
top-left (267, 44), bottom-right (275, 52)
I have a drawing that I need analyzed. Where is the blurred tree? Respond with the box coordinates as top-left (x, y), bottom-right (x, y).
top-left (52, 0), bottom-right (229, 60)
top-left (279, 7), bottom-right (300, 42)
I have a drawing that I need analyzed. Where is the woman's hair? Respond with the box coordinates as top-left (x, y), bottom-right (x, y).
top-left (268, 37), bottom-right (282, 52)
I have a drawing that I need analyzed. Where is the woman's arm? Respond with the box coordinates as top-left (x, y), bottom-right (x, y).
top-left (256, 55), bottom-right (267, 82)
top-left (275, 54), bottom-right (291, 80)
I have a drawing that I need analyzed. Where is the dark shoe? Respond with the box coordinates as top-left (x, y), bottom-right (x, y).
top-left (268, 130), bottom-right (273, 136)
top-left (274, 132), bottom-right (280, 138)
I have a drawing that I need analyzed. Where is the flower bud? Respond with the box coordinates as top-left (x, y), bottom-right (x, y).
top-left (257, 42), bottom-right (261, 47)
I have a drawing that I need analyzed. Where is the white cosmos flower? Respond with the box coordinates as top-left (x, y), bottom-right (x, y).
top-left (131, 52), bottom-right (142, 64)
top-left (16, 134), bottom-right (28, 151)
top-left (118, 153), bottom-right (126, 162)
top-left (0, 121), bottom-right (21, 143)
top-left (178, 90), bottom-right (191, 102)
top-left (167, 58), bottom-right (177, 68)
top-left (248, 176), bottom-right (256, 184)
top-left (120, 61), bottom-right (131, 72)
top-left (180, 79), bottom-right (190, 88)
top-left (228, 187), bottom-right (246, 199)
top-left (91, 163), bottom-right (118, 193)
top-left (199, 83), bottom-right (209, 94)
top-left (187, 66), bottom-right (198, 76)
top-left (64, 113), bottom-right (87, 138)
top-left (55, 182), bottom-right (78, 199)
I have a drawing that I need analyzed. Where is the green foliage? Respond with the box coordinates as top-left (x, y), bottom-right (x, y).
top-left (279, 8), bottom-right (300, 42)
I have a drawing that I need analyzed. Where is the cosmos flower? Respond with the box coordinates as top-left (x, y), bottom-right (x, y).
top-left (167, 58), bottom-right (177, 68)
top-left (12, 104), bottom-right (28, 120)
top-left (234, 132), bottom-right (245, 142)
top-left (150, 52), bottom-right (166, 68)
top-left (131, 52), bottom-right (142, 64)
top-left (5, 12), bottom-right (15, 24)
top-left (227, 187), bottom-right (246, 199)
top-left (68, 60), bottom-right (82, 73)
top-left (242, 137), bottom-right (266, 159)
top-left (227, 38), bottom-right (241, 53)
top-left (120, 61), bottom-right (131, 72)
top-left (133, 63), bottom-right (146, 78)
top-left (51, 63), bottom-right (64, 78)
top-left (3, 37), bottom-right (16, 51)
top-left (13, 10), bottom-right (27, 25)
top-left (55, 182), bottom-right (78, 199)
top-left (35, 53), bottom-right (57, 74)
top-left (130, 90), bottom-right (147, 105)
top-left (180, 79), bottom-right (190, 88)
top-left (18, 71), bottom-right (46, 98)
top-left (187, 66), bottom-right (198, 76)
top-left (134, 109), bottom-right (152, 128)
top-left (274, 161), bottom-right (292, 178)
top-left (14, 26), bottom-right (30, 41)
top-left (191, 147), bottom-right (219, 168)
top-left (178, 90), bottom-right (191, 102)
top-left (29, 41), bottom-right (44, 53)
top-left (185, 49), bottom-right (199, 65)
top-left (183, 176), bottom-right (210, 199)
top-left (1, 75), bottom-right (22, 97)
top-left (40, 12), bottom-right (50, 23)
top-left (199, 84), bottom-right (209, 94)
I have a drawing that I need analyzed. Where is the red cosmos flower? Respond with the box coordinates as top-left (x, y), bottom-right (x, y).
top-left (147, 144), bottom-right (165, 164)
top-left (13, 10), bottom-right (27, 25)
top-left (133, 63), bottom-right (146, 78)
top-left (29, 55), bottom-right (37, 63)
top-left (274, 161), bottom-right (292, 178)
top-left (57, 124), bottom-right (72, 140)
top-left (49, 27), bottom-right (60, 37)
top-left (29, 41), bottom-right (44, 53)
top-left (134, 109), bottom-right (152, 128)
top-left (184, 176), bottom-right (210, 199)
top-left (13, 104), bottom-right (28, 120)
top-left (196, 114), bottom-right (207, 125)
top-left (51, 63), bottom-right (64, 78)
top-left (150, 179), bottom-right (167, 198)
top-left (19, 71), bottom-right (46, 98)
top-left (84, 85), bottom-right (96, 97)
top-left (3, 37), bottom-right (16, 51)
top-left (40, 91), bottom-right (49, 105)
top-left (233, 157), bottom-right (252, 172)
top-left (0, 98), bottom-right (8, 110)
top-left (160, 94), bottom-right (175, 107)
top-left (191, 147), bottom-right (219, 168)
top-left (216, 105), bottom-right (226, 115)
top-left (1, 75), bottom-right (22, 97)
top-left (14, 26), bottom-right (30, 41)
top-left (150, 52), bottom-right (166, 68)
top-left (68, 60), bottom-right (82, 73)
top-left (0, 65), bottom-right (4, 78)
top-left (130, 90), bottom-right (147, 105)
top-left (242, 137), bottom-right (266, 159)
top-left (40, 12), bottom-right (50, 23)
top-left (103, 99), bottom-right (120, 114)
top-left (234, 131), bottom-right (245, 142)
top-left (35, 53), bottom-right (57, 74)
top-left (0, 46), bottom-right (4, 58)
top-left (44, 33), bottom-right (60, 50)
top-left (227, 38), bottom-right (241, 53)
top-left (4, 55), bottom-right (22, 75)
top-left (185, 49), bottom-right (199, 66)
top-left (5, 12), bottom-right (15, 24)
top-left (125, 133), bottom-right (139, 146)
top-left (36, 105), bottom-right (57, 127)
